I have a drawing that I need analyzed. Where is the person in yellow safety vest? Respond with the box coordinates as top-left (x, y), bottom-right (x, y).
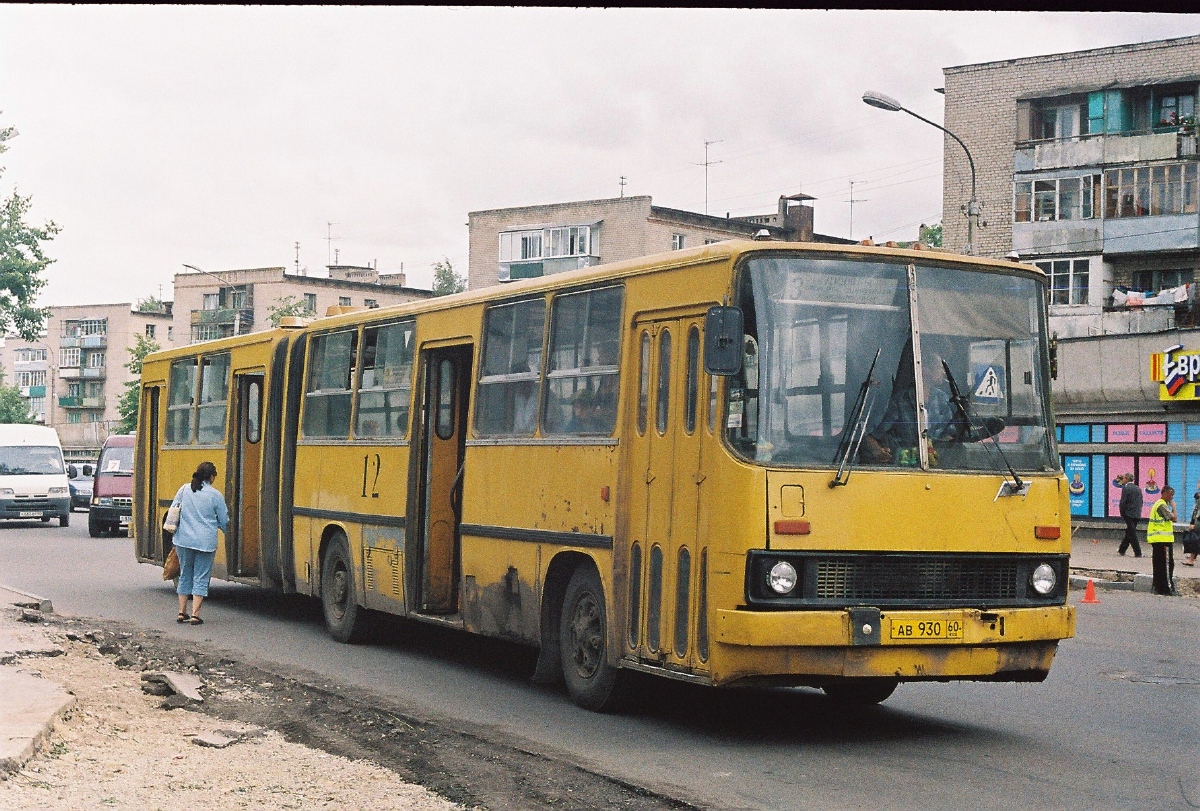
top-left (1146, 484), bottom-right (1178, 596)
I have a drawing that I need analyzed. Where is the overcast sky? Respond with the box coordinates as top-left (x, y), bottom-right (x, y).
top-left (0, 7), bottom-right (1195, 306)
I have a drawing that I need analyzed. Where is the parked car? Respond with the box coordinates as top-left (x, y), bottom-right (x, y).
top-left (89, 434), bottom-right (134, 537)
top-left (67, 464), bottom-right (94, 511)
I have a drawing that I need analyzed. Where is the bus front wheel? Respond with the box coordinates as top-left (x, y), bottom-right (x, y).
top-left (821, 678), bottom-right (898, 706)
top-left (321, 535), bottom-right (371, 644)
top-left (559, 565), bottom-right (624, 712)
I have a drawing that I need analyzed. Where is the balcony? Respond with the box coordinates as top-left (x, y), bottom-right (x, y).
top-left (59, 367), bottom-right (106, 380)
top-left (58, 396), bottom-right (105, 409)
top-left (191, 307), bottom-right (253, 328)
top-left (1015, 131), bottom-right (1196, 172)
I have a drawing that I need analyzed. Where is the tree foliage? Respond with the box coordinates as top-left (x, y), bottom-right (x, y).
top-left (918, 222), bottom-right (943, 247)
top-left (117, 334), bottom-right (160, 434)
top-left (266, 294), bottom-right (313, 327)
top-left (0, 369), bottom-right (34, 424)
top-left (431, 257), bottom-right (466, 296)
top-left (135, 296), bottom-right (167, 313)
top-left (0, 115), bottom-right (56, 341)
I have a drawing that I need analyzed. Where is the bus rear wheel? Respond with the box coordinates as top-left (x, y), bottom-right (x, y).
top-left (321, 534), bottom-right (371, 643)
top-left (821, 678), bottom-right (898, 706)
top-left (559, 565), bottom-right (624, 712)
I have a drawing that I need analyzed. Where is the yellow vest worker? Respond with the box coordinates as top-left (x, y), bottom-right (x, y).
top-left (1146, 486), bottom-right (1177, 596)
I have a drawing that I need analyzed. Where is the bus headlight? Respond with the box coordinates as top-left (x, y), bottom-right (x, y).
top-left (1030, 563), bottom-right (1057, 595)
top-left (767, 561), bottom-right (798, 595)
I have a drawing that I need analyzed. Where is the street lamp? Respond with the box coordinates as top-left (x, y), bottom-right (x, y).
top-left (862, 90), bottom-right (980, 255)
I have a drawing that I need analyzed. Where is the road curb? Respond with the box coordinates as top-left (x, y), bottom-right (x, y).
top-left (0, 585), bottom-right (53, 614)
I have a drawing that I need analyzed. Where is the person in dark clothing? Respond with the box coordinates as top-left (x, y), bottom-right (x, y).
top-left (1117, 473), bottom-right (1144, 557)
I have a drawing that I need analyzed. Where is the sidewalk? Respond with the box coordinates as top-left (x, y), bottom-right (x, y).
top-left (1068, 528), bottom-right (1199, 595)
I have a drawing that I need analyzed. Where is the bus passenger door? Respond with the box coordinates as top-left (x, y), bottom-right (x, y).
top-left (414, 345), bottom-right (472, 614)
top-left (136, 385), bottom-right (160, 561)
top-left (230, 372), bottom-right (264, 578)
top-left (625, 315), bottom-right (704, 666)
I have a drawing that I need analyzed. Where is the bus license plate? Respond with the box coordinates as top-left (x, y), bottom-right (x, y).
top-left (19, 511), bottom-right (41, 518)
top-left (889, 617), bottom-right (963, 641)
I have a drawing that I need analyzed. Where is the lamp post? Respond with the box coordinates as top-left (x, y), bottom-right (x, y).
top-left (862, 90), bottom-right (980, 256)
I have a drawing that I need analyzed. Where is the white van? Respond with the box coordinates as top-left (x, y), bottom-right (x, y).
top-left (0, 424), bottom-right (71, 527)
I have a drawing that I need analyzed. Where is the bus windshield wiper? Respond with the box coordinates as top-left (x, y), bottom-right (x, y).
top-left (940, 359), bottom-right (1025, 496)
top-left (830, 347), bottom-right (881, 488)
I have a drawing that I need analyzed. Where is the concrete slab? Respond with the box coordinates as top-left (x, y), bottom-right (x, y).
top-left (0, 625), bottom-right (65, 666)
top-left (0, 585), bottom-right (52, 614)
top-left (0, 669), bottom-right (74, 777)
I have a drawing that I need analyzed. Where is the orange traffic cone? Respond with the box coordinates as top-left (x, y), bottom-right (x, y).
top-left (1081, 578), bottom-right (1100, 604)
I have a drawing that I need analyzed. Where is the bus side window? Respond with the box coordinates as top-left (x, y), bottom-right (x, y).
top-left (545, 286), bottom-right (623, 436)
top-left (476, 299), bottom-right (546, 437)
top-left (304, 330), bottom-right (357, 438)
top-left (637, 331), bottom-right (650, 436)
top-left (197, 352), bottom-right (231, 444)
top-left (356, 320), bottom-right (415, 438)
top-left (166, 359), bottom-right (197, 444)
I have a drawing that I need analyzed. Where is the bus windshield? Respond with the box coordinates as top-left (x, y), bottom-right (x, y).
top-left (726, 254), bottom-right (1057, 473)
top-left (0, 446), bottom-right (65, 475)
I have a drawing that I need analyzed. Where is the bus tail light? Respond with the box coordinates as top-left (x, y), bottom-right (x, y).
top-left (774, 520), bottom-right (810, 535)
top-left (1034, 525), bottom-right (1060, 540)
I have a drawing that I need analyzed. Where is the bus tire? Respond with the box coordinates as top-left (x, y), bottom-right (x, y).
top-left (88, 516), bottom-right (102, 537)
top-left (559, 564), bottom-right (624, 712)
top-left (321, 534), bottom-right (371, 644)
top-left (822, 678), bottom-right (898, 706)
top-left (59, 513), bottom-right (69, 528)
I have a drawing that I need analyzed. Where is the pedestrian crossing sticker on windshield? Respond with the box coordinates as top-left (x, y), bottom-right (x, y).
top-left (972, 365), bottom-right (1005, 403)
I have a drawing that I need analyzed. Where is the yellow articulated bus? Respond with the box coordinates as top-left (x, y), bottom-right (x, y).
top-left (134, 241), bottom-right (1075, 710)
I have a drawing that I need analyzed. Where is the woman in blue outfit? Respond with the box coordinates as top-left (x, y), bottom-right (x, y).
top-left (170, 461), bottom-right (229, 625)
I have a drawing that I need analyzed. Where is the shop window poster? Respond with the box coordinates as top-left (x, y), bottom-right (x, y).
top-left (1138, 456), bottom-right (1166, 518)
top-left (1065, 456), bottom-right (1090, 516)
top-left (1136, 423), bottom-right (1166, 443)
top-left (1107, 424), bottom-right (1136, 443)
top-left (1108, 456), bottom-right (1135, 517)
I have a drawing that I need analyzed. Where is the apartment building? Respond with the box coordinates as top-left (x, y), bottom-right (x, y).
top-left (467, 194), bottom-right (852, 290)
top-left (173, 264), bottom-right (432, 344)
top-left (943, 36), bottom-right (1200, 526)
top-left (942, 35), bottom-right (1200, 337)
top-left (0, 303), bottom-right (174, 457)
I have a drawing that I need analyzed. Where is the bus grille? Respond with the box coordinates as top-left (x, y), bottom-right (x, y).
top-left (815, 557), bottom-right (1020, 602)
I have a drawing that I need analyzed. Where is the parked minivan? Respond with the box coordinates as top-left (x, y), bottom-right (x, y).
top-left (88, 434), bottom-right (135, 537)
top-left (0, 424), bottom-right (71, 527)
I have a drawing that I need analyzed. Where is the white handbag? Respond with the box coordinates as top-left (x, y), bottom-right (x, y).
top-left (163, 505), bottom-right (181, 533)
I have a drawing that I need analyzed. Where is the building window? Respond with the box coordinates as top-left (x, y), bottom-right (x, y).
top-left (16, 348), bottom-right (46, 363)
top-left (87, 352), bottom-right (105, 368)
top-left (499, 230), bottom-right (545, 263)
top-left (1104, 164), bottom-right (1198, 218)
top-left (60, 348), bottom-right (80, 368)
top-left (1132, 268), bottom-right (1193, 292)
top-left (1158, 92), bottom-right (1196, 127)
top-left (202, 293), bottom-right (220, 311)
top-left (704, 238), bottom-right (719, 245)
top-left (498, 225), bottom-right (596, 282)
top-left (1015, 176), bottom-right (1099, 222)
top-left (1037, 259), bottom-right (1090, 305)
top-left (304, 293), bottom-right (317, 314)
top-left (16, 370), bottom-right (46, 387)
top-left (28, 397), bottom-right (44, 416)
top-left (364, 298), bottom-right (378, 309)
top-left (338, 296), bottom-right (351, 307)
top-left (67, 412), bottom-right (81, 424)
top-left (167, 326), bottom-right (174, 342)
top-left (671, 234), bottom-right (686, 250)
top-left (145, 324), bottom-right (156, 339)
top-left (545, 226), bottom-right (590, 258)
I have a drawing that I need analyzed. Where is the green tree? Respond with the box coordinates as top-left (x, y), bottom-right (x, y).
top-left (266, 294), bottom-right (312, 327)
top-left (117, 334), bottom-right (160, 433)
top-left (135, 296), bottom-right (166, 313)
top-left (431, 257), bottom-right (465, 296)
top-left (918, 222), bottom-right (943, 247)
top-left (0, 370), bottom-right (34, 424)
top-left (0, 115), bottom-right (57, 340)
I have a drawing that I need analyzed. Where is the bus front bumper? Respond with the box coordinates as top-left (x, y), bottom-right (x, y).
top-left (711, 604), bottom-right (1075, 685)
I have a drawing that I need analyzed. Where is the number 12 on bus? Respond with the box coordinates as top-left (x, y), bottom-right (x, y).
top-left (133, 241), bottom-right (1074, 710)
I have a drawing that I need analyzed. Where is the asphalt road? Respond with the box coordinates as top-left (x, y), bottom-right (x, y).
top-left (3, 517), bottom-right (1199, 811)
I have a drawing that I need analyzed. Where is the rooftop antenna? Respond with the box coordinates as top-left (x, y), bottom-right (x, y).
top-left (326, 222), bottom-right (339, 266)
top-left (334, 248), bottom-right (340, 265)
top-left (846, 180), bottom-right (869, 240)
top-left (294, 241), bottom-right (301, 275)
top-left (619, 176), bottom-right (627, 198)
top-left (695, 139), bottom-right (723, 215)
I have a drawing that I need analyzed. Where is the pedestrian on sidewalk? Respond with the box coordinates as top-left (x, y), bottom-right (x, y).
top-left (169, 461), bottom-right (229, 625)
top-left (1184, 489), bottom-right (1200, 567)
top-left (1147, 484), bottom-right (1177, 596)
top-left (1118, 473), bottom-right (1144, 557)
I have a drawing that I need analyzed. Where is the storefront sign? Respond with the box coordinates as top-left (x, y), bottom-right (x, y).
top-left (1151, 344), bottom-right (1200, 400)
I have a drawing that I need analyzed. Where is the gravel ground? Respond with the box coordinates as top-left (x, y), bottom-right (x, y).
top-left (0, 625), bottom-right (464, 811)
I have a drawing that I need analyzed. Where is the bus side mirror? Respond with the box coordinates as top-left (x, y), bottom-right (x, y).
top-left (704, 306), bottom-right (744, 376)
top-left (68, 464), bottom-right (78, 479)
